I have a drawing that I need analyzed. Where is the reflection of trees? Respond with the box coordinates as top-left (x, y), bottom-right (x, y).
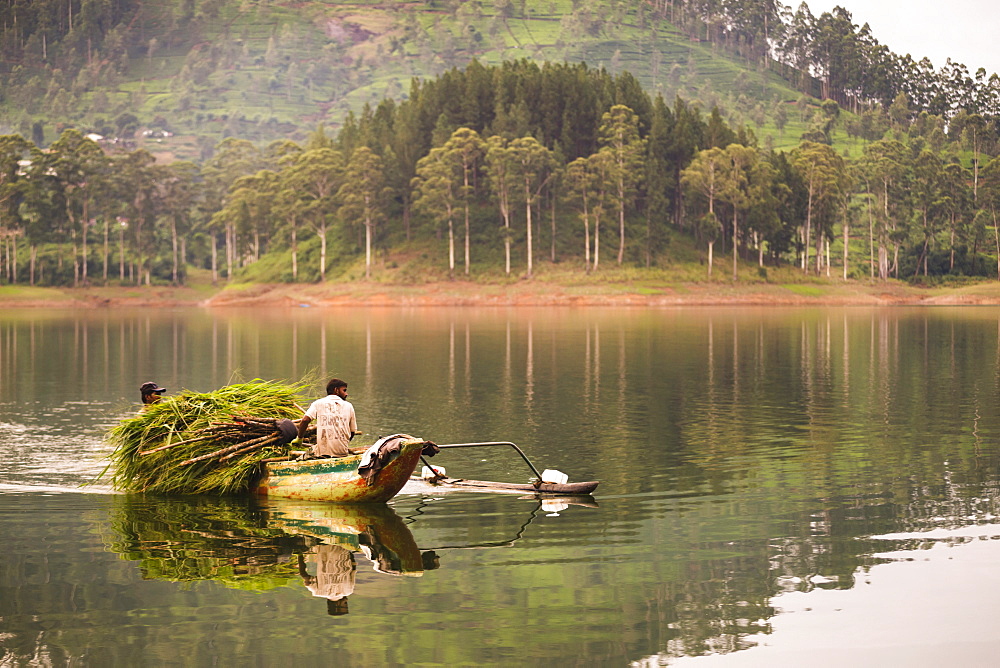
top-left (107, 496), bottom-right (310, 590)
top-left (106, 496), bottom-right (430, 597)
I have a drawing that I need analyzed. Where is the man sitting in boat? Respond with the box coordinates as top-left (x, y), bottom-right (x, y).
top-left (139, 382), bottom-right (166, 405)
top-left (292, 378), bottom-right (360, 457)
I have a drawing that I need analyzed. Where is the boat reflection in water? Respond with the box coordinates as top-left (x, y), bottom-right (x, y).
top-left (268, 499), bottom-right (438, 616)
top-left (106, 496), bottom-right (437, 615)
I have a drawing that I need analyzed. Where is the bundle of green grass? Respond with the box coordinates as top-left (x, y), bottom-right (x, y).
top-left (105, 379), bottom-right (313, 494)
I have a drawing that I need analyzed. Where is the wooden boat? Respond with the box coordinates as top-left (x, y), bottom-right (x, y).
top-left (255, 436), bottom-right (428, 503)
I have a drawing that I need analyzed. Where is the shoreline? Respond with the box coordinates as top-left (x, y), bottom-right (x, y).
top-left (4, 280), bottom-right (1000, 308)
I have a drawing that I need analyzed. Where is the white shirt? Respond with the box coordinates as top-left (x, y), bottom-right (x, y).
top-left (304, 544), bottom-right (356, 600)
top-left (304, 395), bottom-right (358, 456)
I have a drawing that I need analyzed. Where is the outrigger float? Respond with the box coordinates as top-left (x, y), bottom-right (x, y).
top-left (409, 441), bottom-right (600, 496)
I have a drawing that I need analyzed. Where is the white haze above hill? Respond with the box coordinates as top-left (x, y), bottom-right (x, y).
top-left (806, 0), bottom-right (1000, 77)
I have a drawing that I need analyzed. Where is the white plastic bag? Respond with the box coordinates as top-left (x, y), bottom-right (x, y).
top-left (541, 469), bottom-right (568, 484)
top-left (421, 465), bottom-right (446, 480)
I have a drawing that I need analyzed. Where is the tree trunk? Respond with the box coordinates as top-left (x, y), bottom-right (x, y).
top-left (365, 213), bottom-right (372, 280)
top-left (592, 207), bottom-right (600, 271)
top-left (503, 206), bottom-right (511, 277)
top-left (103, 217), bottom-right (109, 281)
top-left (319, 223), bottom-right (327, 282)
top-left (732, 208), bottom-right (739, 280)
top-left (171, 217), bottom-right (179, 285)
top-left (211, 233), bottom-right (218, 286)
top-left (803, 181), bottom-right (813, 273)
top-left (949, 217), bottom-right (956, 272)
top-left (525, 182), bottom-right (533, 278)
top-left (843, 211), bottom-right (849, 280)
top-left (81, 200), bottom-right (88, 285)
top-left (291, 224), bottom-right (298, 281)
top-left (463, 200), bottom-right (470, 276)
top-left (617, 178), bottom-right (626, 265)
top-left (225, 223), bottom-right (233, 282)
top-left (403, 198), bottom-right (411, 242)
top-left (994, 208), bottom-right (1000, 280)
top-left (551, 191), bottom-right (557, 263)
top-left (448, 214), bottom-right (455, 279)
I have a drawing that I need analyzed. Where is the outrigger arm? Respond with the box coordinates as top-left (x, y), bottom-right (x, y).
top-left (422, 441), bottom-right (544, 482)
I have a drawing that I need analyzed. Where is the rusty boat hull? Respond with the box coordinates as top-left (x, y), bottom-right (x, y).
top-left (255, 438), bottom-right (426, 503)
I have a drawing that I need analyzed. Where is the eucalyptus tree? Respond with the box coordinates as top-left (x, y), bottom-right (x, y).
top-left (725, 0), bottom-right (784, 66)
top-left (274, 168), bottom-right (304, 282)
top-left (338, 146), bottom-right (387, 280)
top-left (744, 151), bottom-right (787, 269)
top-left (597, 105), bottom-right (646, 265)
top-left (666, 98), bottom-right (705, 228)
top-left (413, 146), bottom-right (459, 278)
top-left (953, 112), bottom-right (987, 202)
top-left (810, 8), bottom-right (862, 105)
top-left (443, 128), bottom-right (486, 276)
top-left (910, 149), bottom-right (945, 276)
top-left (940, 162), bottom-right (973, 273)
top-left (18, 143), bottom-right (64, 285)
top-left (216, 169), bottom-right (278, 271)
top-left (681, 146), bottom-right (726, 276)
top-left (509, 136), bottom-right (558, 278)
top-left (716, 144), bottom-right (770, 280)
top-left (0, 135), bottom-right (31, 283)
top-left (564, 154), bottom-right (610, 271)
top-left (484, 135), bottom-right (517, 275)
top-left (156, 160), bottom-right (200, 286)
top-left (93, 154), bottom-right (128, 283)
top-left (791, 141), bottom-right (847, 274)
top-left (977, 156), bottom-right (1000, 279)
top-left (643, 96), bottom-right (675, 267)
top-left (763, 151), bottom-right (806, 263)
top-left (282, 147), bottom-right (345, 282)
top-left (779, 2), bottom-right (816, 91)
top-left (116, 149), bottom-right (159, 285)
top-left (855, 139), bottom-right (911, 279)
top-left (200, 139), bottom-right (264, 283)
top-left (389, 98), bottom-right (428, 241)
top-left (48, 129), bottom-right (109, 285)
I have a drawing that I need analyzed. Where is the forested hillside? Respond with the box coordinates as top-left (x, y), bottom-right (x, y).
top-left (3, 1), bottom-right (1000, 289)
top-left (3, 0), bottom-right (999, 154)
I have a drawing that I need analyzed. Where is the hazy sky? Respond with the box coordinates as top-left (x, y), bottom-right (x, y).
top-left (805, 1), bottom-right (1000, 76)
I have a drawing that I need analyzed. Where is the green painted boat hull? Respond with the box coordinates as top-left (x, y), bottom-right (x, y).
top-left (255, 438), bottom-right (425, 503)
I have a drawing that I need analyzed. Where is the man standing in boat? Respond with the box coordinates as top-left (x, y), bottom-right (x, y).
top-left (292, 378), bottom-right (359, 457)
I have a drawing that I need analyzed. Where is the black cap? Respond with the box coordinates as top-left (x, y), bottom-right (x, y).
top-left (140, 382), bottom-right (166, 394)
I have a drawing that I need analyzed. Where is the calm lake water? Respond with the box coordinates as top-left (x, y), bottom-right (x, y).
top-left (2, 305), bottom-right (1000, 666)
